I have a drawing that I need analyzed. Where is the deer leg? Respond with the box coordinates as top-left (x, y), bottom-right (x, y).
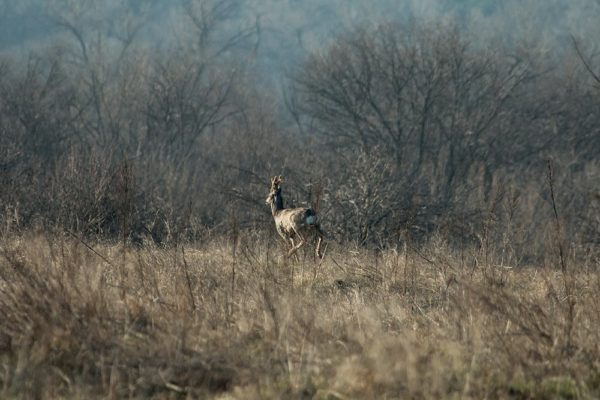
top-left (314, 224), bottom-right (325, 259)
top-left (288, 240), bottom-right (306, 258)
top-left (315, 236), bottom-right (323, 259)
top-left (288, 237), bottom-right (300, 262)
top-left (288, 231), bottom-right (306, 258)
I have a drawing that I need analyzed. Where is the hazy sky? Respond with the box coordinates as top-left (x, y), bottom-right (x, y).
top-left (1, 0), bottom-right (599, 86)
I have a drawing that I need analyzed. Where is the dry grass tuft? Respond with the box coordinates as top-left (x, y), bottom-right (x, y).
top-left (0, 232), bottom-right (599, 399)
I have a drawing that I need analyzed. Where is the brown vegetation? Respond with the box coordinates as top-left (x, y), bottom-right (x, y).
top-left (0, 2), bottom-right (599, 398)
top-left (0, 231), bottom-right (598, 399)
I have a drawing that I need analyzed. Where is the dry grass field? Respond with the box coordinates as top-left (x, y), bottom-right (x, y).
top-left (2, 1), bottom-right (600, 399)
top-left (0, 231), bottom-right (598, 399)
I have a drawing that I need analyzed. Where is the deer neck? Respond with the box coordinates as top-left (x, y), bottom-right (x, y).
top-left (271, 191), bottom-right (284, 216)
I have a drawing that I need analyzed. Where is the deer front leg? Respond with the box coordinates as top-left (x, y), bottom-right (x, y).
top-left (288, 231), bottom-right (306, 258)
top-left (288, 240), bottom-right (306, 258)
top-left (288, 237), bottom-right (300, 262)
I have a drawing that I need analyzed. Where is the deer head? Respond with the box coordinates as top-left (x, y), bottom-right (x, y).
top-left (271, 175), bottom-right (283, 190)
top-left (265, 175), bottom-right (284, 205)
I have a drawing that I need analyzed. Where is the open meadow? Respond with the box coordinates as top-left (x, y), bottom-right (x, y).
top-left (1, 231), bottom-right (599, 399)
top-left (2, 1), bottom-right (600, 398)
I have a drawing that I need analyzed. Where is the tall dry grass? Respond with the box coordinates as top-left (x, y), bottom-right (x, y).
top-left (0, 231), bottom-right (599, 399)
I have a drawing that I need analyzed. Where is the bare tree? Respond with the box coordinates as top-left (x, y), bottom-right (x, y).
top-left (291, 20), bottom-right (600, 248)
top-left (294, 23), bottom-right (539, 201)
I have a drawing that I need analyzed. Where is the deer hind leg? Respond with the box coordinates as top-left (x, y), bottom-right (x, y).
top-left (315, 236), bottom-right (323, 259)
top-left (314, 224), bottom-right (325, 259)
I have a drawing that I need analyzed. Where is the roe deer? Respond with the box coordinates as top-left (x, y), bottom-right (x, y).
top-left (265, 176), bottom-right (324, 259)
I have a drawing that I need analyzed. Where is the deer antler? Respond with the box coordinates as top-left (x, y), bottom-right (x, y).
top-left (271, 175), bottom-right (284, 190)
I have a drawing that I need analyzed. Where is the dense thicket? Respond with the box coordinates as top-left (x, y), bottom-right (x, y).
top-left (0, 6), bottom-right (598, 263)
top-left (291, 22), bottom-right (600, 256)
